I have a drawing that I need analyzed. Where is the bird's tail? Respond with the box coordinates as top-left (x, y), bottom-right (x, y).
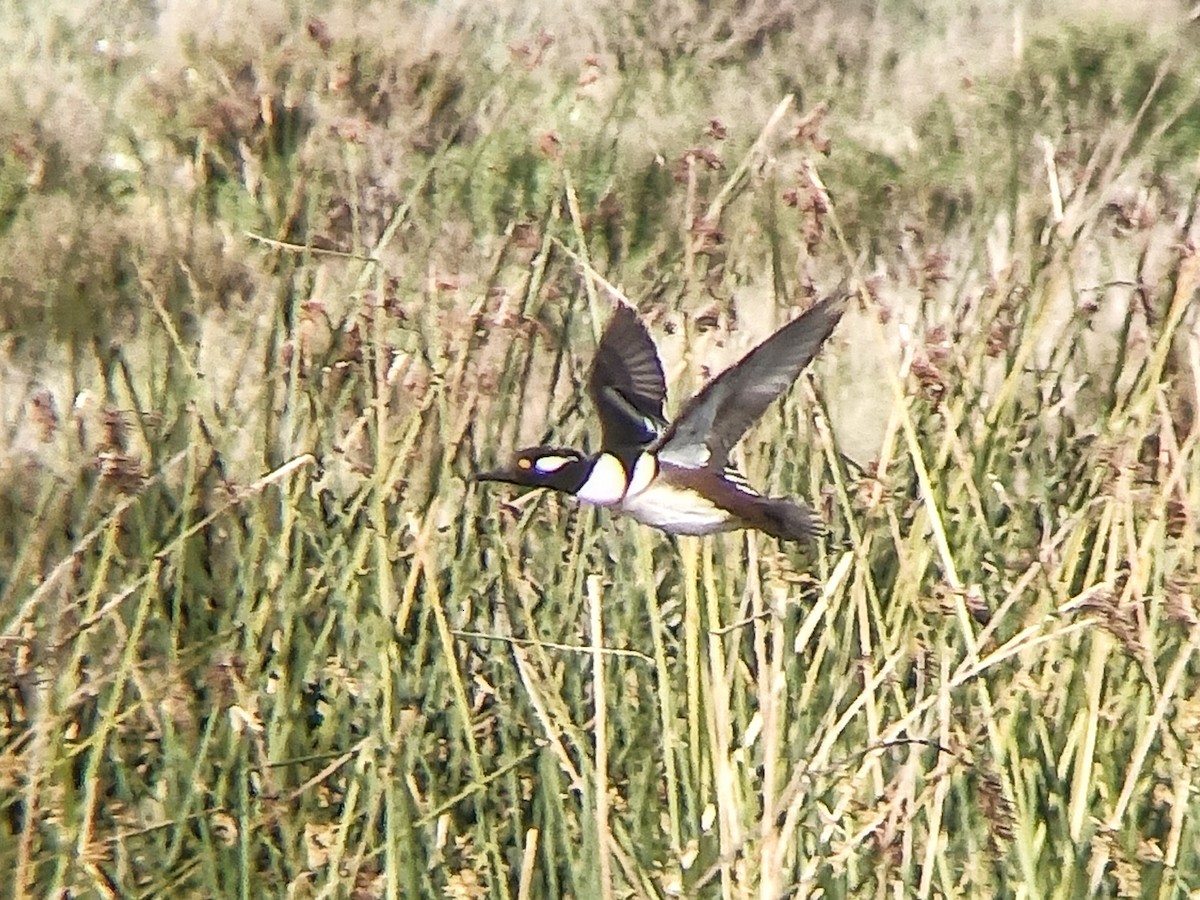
top-left (744, 496), bottom-right (825, 542)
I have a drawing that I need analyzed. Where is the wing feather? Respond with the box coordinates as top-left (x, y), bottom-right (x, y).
top-left (588, 304), bottom-right (668, 449)
top-left (656, 292), bottom-right (847, 469)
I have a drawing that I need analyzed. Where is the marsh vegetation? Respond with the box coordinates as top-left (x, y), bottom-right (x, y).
top-left (2, 1), bottom-right (1199, 897)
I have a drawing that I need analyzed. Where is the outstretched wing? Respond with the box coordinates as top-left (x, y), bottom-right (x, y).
top-left (588, 303), bottom-right (669, 449)
top-left (655, 292), bottom-right (847, 470)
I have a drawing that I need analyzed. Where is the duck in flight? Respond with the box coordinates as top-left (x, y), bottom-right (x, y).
top-left (477, 292), bottom-right (846, 541)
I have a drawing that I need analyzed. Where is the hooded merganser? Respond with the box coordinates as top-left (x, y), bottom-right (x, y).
top-left (478, 293), bottom-right (846, 541)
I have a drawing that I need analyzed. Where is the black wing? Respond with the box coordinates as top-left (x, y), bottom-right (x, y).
top-left (655, 292), bottom-right (847, 470)
top-left (588, 303), bottom-right (668, 449)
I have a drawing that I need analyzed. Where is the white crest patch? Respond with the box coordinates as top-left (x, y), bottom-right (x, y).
top-left (626, 453), bottom-right (658, 498)
top-left (576, 453), bottom-right (627, 506)
top-left (533, 455), bottom-right (574, 474)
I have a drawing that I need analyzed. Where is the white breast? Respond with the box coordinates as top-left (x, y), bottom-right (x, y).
top-left (575, 453), bottom-right (628, 505)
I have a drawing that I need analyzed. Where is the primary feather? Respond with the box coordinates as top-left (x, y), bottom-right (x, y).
top-left (656, 293), bottom-right (847, 470)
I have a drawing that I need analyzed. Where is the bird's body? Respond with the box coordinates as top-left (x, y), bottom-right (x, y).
top-left (573, 450), bottom-right (732, 535)
top-left (616, 467), bottom-right (734, 535)
top-left (478, 293), bottom-right (846, 542)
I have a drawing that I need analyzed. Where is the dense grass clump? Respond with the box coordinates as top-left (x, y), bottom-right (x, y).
top-left (2, 1), bottom-right (1199, 898)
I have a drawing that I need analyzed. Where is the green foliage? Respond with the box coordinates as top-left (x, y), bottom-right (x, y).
top-left (829, 18), bottom-right (1200, 245)
top-left (2, 1), bottom-right (1199, 898)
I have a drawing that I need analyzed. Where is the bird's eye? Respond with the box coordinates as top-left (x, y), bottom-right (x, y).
top-left (517, 458), bottom-right (532, 470)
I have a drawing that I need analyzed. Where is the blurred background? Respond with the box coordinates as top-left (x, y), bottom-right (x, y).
top-left (2, 1), bottom-right (1199, 897)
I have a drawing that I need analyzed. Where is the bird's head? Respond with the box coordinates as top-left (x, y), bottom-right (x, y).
top-left (476, 447), bottom-right (590, 494)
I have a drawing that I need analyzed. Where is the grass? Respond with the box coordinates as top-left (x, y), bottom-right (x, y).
top-left (2, 0), bottom-right (1200, 897)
